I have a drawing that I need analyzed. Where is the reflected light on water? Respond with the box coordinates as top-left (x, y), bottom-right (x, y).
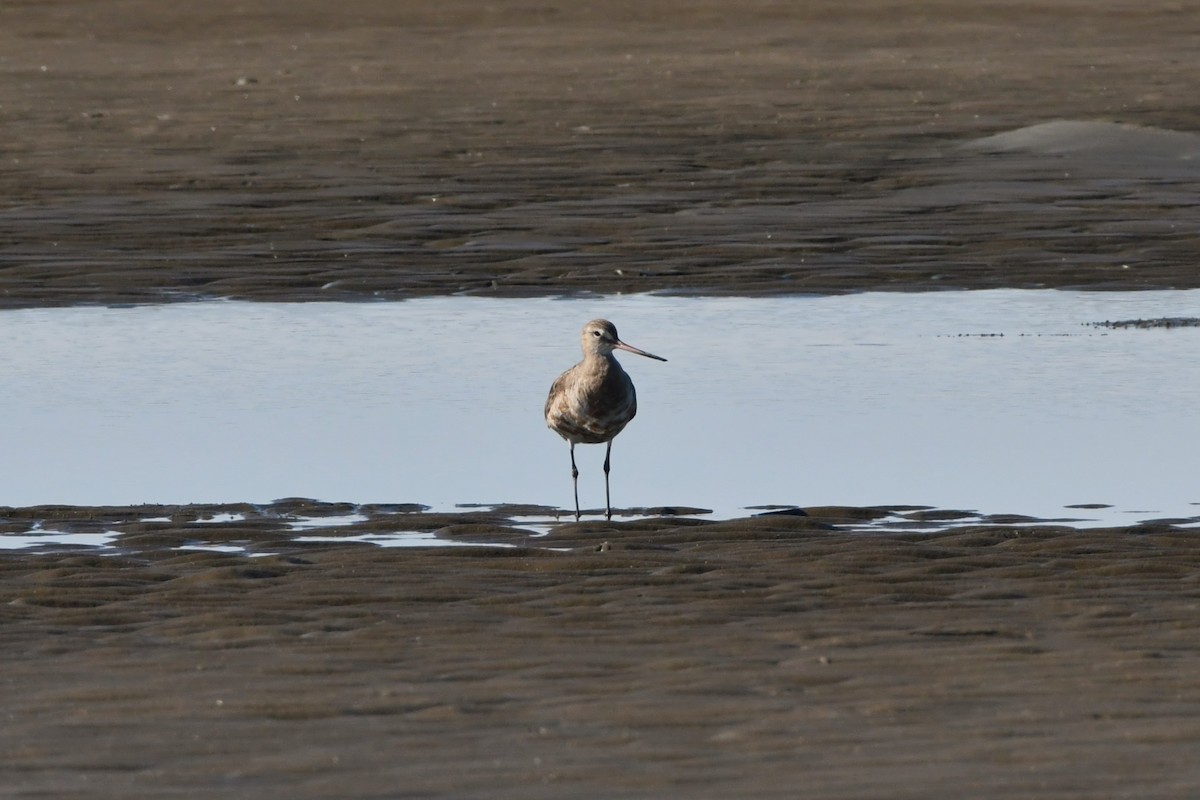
top-left (0, 290), bottom-right (1198, 525)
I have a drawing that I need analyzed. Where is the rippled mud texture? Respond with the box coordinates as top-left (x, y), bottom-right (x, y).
top-left (3, 0), bottom-right (1200, 308)
top-left (4, 503), bottom-right (1200, 798)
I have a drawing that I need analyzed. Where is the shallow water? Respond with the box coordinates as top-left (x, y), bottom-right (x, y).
top-left (1, 291), bottom-right (1198, 526)
top-left (0, 530), bottom-right (120, 550)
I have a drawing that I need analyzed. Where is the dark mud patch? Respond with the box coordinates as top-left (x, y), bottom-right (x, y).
top-left (1, 498), bottom-right (1194, 557)
top-left (1090, 317), bottom-right (1200, 330)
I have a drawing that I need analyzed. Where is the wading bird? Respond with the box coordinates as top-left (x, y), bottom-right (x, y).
top-left (545, 319), bottom-right (667, 520)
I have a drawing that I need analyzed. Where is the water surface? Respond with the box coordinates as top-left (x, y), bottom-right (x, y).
top-left (1, 291), bottom-right (1197, 525)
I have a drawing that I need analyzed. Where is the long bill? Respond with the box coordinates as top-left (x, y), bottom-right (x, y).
top-left (615, 340), bottom-right (667, 362)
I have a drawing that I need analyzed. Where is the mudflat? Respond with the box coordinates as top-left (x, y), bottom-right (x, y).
top-left (3, 2), bottom-right (1200, 798)
top-left (3, 504), bottom-right (1200, 798)
top-left (2, 0), bottom-right (1200, 306)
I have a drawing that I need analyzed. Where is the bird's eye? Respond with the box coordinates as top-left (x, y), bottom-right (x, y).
top-left (592, 330), bottom-right (602, 337)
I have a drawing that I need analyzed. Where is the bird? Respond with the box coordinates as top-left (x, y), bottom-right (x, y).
top-left (545, 319), bottom-right (667, 521)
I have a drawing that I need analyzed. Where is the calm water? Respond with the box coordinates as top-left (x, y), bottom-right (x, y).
top-left (1, 291), bottom-right (1197, 525)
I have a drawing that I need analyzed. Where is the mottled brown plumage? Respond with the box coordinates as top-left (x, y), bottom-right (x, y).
top-left (545, 319), bottom-right (667, 520)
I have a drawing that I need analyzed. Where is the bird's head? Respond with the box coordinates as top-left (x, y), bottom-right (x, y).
top-left (580, 319), bottom-right (667, 362)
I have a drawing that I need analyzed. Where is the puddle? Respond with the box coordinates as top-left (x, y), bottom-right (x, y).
top-left (286, 513), bottom-right (370, 530)
top-left (5, 500), bottom-right (1197, 557)
top-left (0, 291), bottom-right (1198, 528)
top-left (294, 531), bottom-right (517, 549)
top-left (0, 531), bottom-right (120, 551)
top-left (174, 544), bottom-right (276, 557)
top-left (192, 513), bottom-right (247, 524)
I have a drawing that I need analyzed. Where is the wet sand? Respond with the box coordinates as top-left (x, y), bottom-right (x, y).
top-left (4, 502), bottom-right (1200, 798)
top-left (3, 0), bottom-right (1200, 306)
top-left (4, 1), bottom-right (1200, 797)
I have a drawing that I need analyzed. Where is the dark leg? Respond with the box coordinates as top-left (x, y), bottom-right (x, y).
top-left (603, 440), bottom-right (613, 521)
top-left (570, 443), bottom-right (580, 521)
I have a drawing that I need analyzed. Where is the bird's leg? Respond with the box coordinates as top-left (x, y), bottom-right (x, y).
top-left (570, 443), bottom-right (581, 521)
top-left (603, 440), bottom-right (613, 521)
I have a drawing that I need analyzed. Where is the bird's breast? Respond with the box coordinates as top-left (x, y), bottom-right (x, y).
top-left (545, 362), bottom-right (637, 444)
